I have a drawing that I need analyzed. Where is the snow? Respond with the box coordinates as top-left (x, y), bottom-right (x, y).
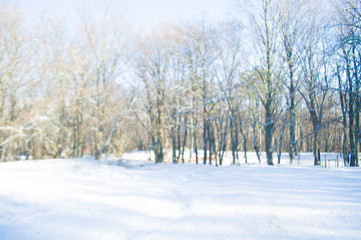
top-left (0, 153), bottom-right (361, 240)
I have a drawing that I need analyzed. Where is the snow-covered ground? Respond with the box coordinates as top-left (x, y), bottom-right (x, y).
top-left (0, 153), bottom-right (361, 240)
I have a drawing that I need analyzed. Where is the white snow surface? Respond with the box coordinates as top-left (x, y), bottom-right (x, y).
top-left (0, 152), bottom-right (361, 240)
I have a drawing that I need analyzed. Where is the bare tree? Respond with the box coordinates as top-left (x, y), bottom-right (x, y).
top-left (279, 0), bottom-right (308, 163)
top-left (334, 0), bottom-right (361, 166)
top-left (215, 21), bottom-right (246, 165)
top-left (135, 32), bottom-right (177, 163)
top-left (245, 0), bottom-right (285, 165)
top-left (0, 5), bottom-right (32, 161)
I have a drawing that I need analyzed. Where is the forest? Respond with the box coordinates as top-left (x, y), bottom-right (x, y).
top-left (0, 0), bottom-right (360, 166)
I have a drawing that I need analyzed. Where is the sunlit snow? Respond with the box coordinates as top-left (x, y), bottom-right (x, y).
top-left (0, 153), bottom-right (360, 239)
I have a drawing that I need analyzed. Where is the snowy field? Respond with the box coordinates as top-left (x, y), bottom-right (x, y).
top-left (0, 152), bottom-right (361, 240)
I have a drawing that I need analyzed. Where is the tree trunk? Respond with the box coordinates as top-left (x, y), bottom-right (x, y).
top-left (338, 65), bottom-right (348, 165)
top-left (310, 112), bottom-right (320, 165)
top-left (265, 107), bottom-right (274, 165)
top-left (277, 119), bottom-right (286, 164)
top-left (289, 88), bottom-right (296, 164)
top-left (240, 120), bottom-right (247, 164)
top-left (313, 132), bottom-right (320, 166)
top-left (171, 124), bottom-right (177, 164)
top-left (203, 118), bottom-right (208, 165)
top-left (353, 47), bottom-right (360, 167)
top-left (208, 122), bottom-right (214, 165)
top-left (194, 125), bottom-right (198, 164)
top-left (181, 116), bottom-right (188, 164)
top-left (283, 31), bottom-right (296, 164)
top-left (253, 123), bottom-right (261, 163)
top-left (230, 116), bottom-right (237, 165)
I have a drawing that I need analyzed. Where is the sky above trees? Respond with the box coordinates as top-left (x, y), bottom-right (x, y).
top-left (1, 0), bottom-right (234, 33)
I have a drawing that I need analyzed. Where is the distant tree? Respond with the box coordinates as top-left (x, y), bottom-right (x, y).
top-left (135, 33), bottom-right (176, 163)
top-left (245, 0), bottom-right (284, 165)
top-left (0, 5), bottom-right (31, 161)
top-left (215, 21), bottom-right (246, 165)
top-left (279, 0), bottom-right (308, 163)
top-left (182, 22), bottom-right (219, 165)
top-left (334, 0), bottom-right (361, 166)
top-left (298, 11), bottom-right (330, 165)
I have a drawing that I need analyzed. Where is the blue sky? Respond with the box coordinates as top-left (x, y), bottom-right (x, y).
top-left (1, 0), bottom-right (235, 32)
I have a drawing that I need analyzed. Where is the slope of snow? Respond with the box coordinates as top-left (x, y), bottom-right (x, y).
top-left (0, 156), bottom-right (360, 240)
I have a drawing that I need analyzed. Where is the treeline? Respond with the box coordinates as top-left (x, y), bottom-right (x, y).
top-left (0, 0), bottom-right (360, 166)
